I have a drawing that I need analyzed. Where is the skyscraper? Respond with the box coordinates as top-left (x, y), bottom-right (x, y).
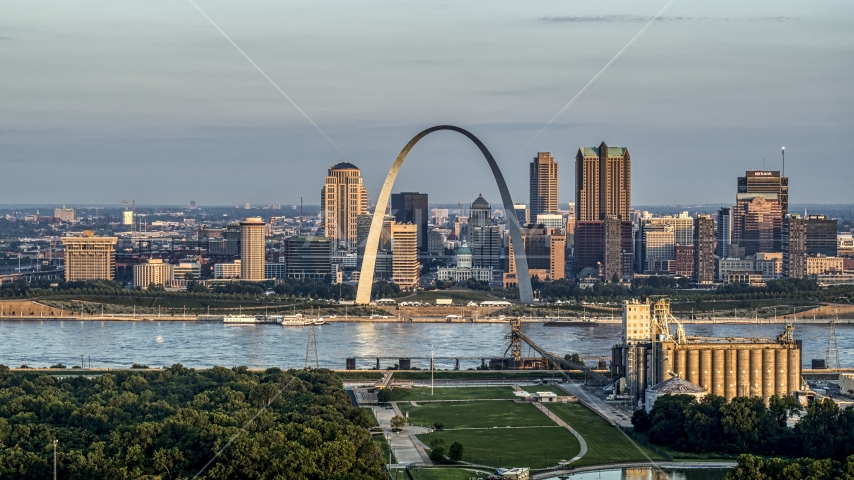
top-left (513, 204), bottom-right (529, 227)
top-left (469, 195), bottom-right (502, 271)
top-left (783, 215), bottom-right (806, 279)
top-left (576, 142), bottom-right (631, 222)
top-left (694, 214), bottom-right (715, 284)
top-left (732, 170), bottom-right (788, 255)
top-left (284, 235), bottom-right (332, 281)
top-left (391, 192), bottom-right (429, 252)
top-left (390, 223), bottom-right (419, 289)
top-left (321, 162), bottom-right (369, 250)
top-left (62, 232), bottom-right (117, 281)
top-left (574, 142), bottom-right (632, 279)
top-left (805, 215), bottom-right (838, 256)
top-left (240, 217), bottom-right (266, 280)
top-left (529, 152), bottom-right (558, 217)
top-left (716, 207), bottom-right (732, 258)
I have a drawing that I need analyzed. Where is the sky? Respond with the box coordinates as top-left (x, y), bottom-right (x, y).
top-left (1, 0), bottom-right (853, 207)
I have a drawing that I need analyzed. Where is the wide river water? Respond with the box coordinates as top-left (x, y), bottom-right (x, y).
top-left (0, 320), bottom-right (850, 370)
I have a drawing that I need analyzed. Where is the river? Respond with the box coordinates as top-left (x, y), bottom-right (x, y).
top-left (0, 320), bottom-right (850, 370)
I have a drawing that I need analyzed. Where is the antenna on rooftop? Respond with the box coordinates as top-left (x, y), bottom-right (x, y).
top-left (782, 146), bottom-right (785, 176)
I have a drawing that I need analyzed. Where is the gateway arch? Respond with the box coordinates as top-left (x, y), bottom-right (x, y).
top-left (355, 125), bottom-right (534, 304)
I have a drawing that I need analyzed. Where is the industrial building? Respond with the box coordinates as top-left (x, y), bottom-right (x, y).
top-left (612, 299), bottom-right (803, 406)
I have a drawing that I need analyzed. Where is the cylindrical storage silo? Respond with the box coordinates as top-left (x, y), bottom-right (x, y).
top-left (700, 350), bottom-right (712, 392)
top-left (762, 349), bottom-right (775, 403)
top-left (725, 349), bottom-right (738, 400)
top-left (676, 349), bottom-right (687, 379)
top-left (788, 348), bottom-right (801, 393)
top-left (737, 348), bottom-right (750, 398)
top-left (750, 349), bottom-right (763, 398)
top-left (775, 349), bottom-right (788, 397)
top-left (687, 349), bottom-right (700, 385)
top-left (713, 349), bottom-right (725, 397)
top-left (662, 344), bottom-right (674, 382)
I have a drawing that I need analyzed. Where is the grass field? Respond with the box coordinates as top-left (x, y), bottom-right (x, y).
top-left (399, 400), bottom-right (552, 429)
top-left (406, 467), bottom-right (495, 479)
top-left (416, 428), bottom-right (580, 470)
top-left (391, 386), bottom-right (516, 402)
top-left (544, 402), bottom-right (663, 466)
top-left (373, 434), bottom-right (397, 464)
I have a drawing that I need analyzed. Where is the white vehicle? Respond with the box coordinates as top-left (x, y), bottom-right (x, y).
top-left (606, 394), bottom-right (630, 401)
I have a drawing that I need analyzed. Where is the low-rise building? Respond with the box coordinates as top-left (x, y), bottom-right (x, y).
top-left (807, 255), bottom-right (844, 276)
top-left (133, 259), bottom-right (174, 289)
top-left (214, 260), bottom-right (241, 279)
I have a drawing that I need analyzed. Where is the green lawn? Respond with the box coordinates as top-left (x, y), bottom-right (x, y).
top-left (417, 428), bottom-right (580, 470)
top-left (399, 400), bottom-right (552, 429)
top-left (544, 403), bottom-right (663, 466)
top-left (406, 467), bottom-right (495, 480)
top-left (372, 434), bottom-right (396, 464)
top-left (391, 386), bottom-right (517, 402)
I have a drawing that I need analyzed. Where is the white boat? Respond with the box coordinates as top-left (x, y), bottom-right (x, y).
top-left (281, 314), bottom-right (311, 326)
top-left (313, 317), bottom-right (325, 325)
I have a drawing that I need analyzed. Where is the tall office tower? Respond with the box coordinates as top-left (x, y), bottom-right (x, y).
top-left (504, 225), bottom-right (565, 286)
top-left (61, 232), bottom-right (118, 281)
top-left (716, 207), bottom-right (732, 258)
top-left (574, 142), bottom-right (632, 278)
top-left (694, 214), bottom-right (715, 284)
top-left (738, 170), bottom-right (788, 217)
top-left (732, 195), bottom-right (782, 256)
top-left (732, 170), bottom-right (788, 254)
top-left (390, 223), bottom-right (419, 288)
top-left (529, 152), bottom-right (559, 217)
top-left (391, 192), bottom-right (429, 252)
top-left (783, 215), bottom-right (807, 279)
top-left (240, 217), bottom-right (266, 280)
top-left (321, 162), bottom-right (369, 250)
top-left (576, 142), bottom-right (630, 222)
top-left (513, 204), bottom-right (529, 226)
top-left (805, 215), bottom-right (838, 256)
top-left (284, 235), bottom-right (332, 281)
top-left (355, 213), bottom-right (373, 267)
top-left (469, 195), bottom-right (501, 270)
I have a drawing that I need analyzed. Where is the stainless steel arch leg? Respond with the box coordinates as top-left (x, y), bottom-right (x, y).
top-left (355, 125), bottom-right (534, 304)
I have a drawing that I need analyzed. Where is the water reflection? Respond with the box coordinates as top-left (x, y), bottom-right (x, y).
top-left (0, 320), bottom-right (849, 369)
top-left (544, 466), bottom-right (729, 480)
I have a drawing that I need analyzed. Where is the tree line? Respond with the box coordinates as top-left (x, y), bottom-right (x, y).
top-left (633, 395), bottom-right (854, 460)
top-left (0, 365), bottom-right (385, 479)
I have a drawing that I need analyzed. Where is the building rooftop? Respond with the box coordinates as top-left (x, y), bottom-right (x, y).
top-left (329, 162), bottom-right (360, 170)
top-left (471, 194), bottom-right (490, 208)
top-left (579, 146), bottom-right (628, 157)
top-left (648, 377), bottom-right (706, 394)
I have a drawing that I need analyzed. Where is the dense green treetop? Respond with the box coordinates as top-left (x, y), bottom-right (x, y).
top-left (0, 365), bottom-right (384, 479)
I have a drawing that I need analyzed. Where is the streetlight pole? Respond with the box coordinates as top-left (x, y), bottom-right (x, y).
top-left (53, 439), bottom-right (58, 480)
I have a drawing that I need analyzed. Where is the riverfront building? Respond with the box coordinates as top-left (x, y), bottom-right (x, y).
top-left (133, 259), bottom-right (174, 289)
top-left (61, 232), bottom-right (118, 281)
top-left (240, 217), bottom-right (266, 281)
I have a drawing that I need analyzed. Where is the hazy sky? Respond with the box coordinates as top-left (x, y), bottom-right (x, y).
top-left (2, 0), bottom-right (852, 207)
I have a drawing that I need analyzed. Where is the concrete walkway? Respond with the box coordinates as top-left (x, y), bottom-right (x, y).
top-left (372, 403), bottom-right (432, 465)
top-left (531, 401), bottom-right (588, 465)
top-left (557, 381), bottom-right (633, 427)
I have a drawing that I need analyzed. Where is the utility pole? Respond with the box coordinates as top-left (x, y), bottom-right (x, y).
top-left (53, 439), bottom-right (58, 480)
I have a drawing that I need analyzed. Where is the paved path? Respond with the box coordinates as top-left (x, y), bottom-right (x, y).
top-left (531, 401), bottom-right (588, 465)
top-left (373, 403), bottom-right (432, 465)
top-left (557, 381), bottom-right (633, 427)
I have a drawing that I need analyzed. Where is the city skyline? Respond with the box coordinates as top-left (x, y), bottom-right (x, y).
top-left (2, 1), bottom-right (853, 205)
